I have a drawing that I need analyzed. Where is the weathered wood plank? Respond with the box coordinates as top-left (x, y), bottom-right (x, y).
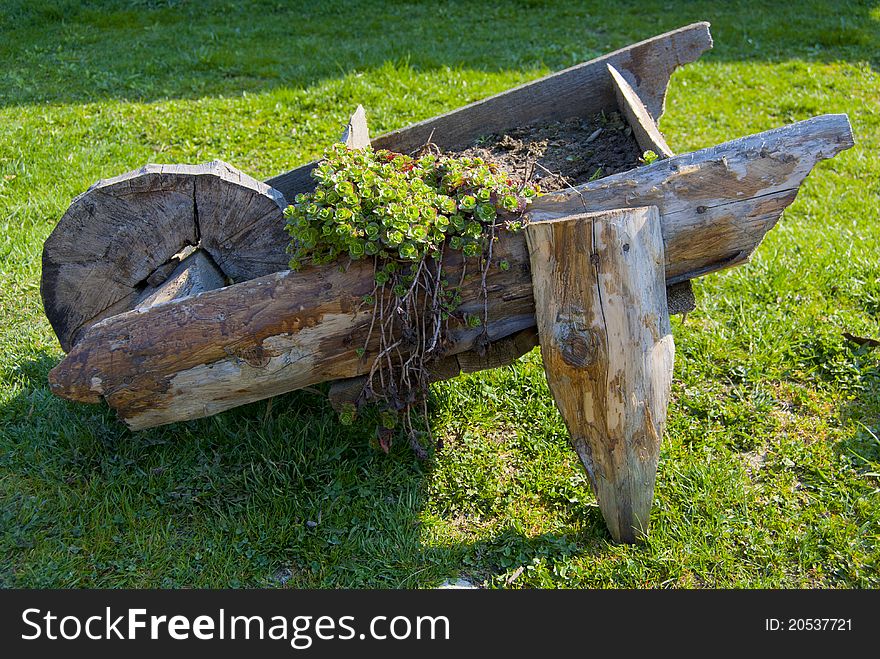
top-left (265, 23), bottom-right (712, 200)
top-left (608, 64), bottom-right (673, 159)
top-left (341, 105), bottom-right (371, 149)
top-left (526, 207), bottom-right (673, 543)
top-left (47, 115), bottom-right (853, 429)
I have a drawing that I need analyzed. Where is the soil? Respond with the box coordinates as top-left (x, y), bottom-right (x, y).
top-left (452, 111), bottom-right (643, 193)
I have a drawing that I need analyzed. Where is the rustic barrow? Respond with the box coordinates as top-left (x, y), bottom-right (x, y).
top-left (42, 23), bottom-right (854, 542)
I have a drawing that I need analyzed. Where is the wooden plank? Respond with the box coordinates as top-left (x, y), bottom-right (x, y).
top-left (47, 115), bottom-right (853, 429)
top-left (525, 207), bottom-right (673, 542)
top-left (341, 105), bottom-right (371, 149)
top-left (607, 64), bottom-right (673, 159)
top-left (265, 23), bottom-right (713, 200)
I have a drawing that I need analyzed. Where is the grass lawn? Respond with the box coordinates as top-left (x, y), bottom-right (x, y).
top-left (1, 0), bottom-right (878, 588)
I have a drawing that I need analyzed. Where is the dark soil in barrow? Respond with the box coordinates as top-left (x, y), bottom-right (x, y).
top-left (452, 111), bottom-right (643, 193)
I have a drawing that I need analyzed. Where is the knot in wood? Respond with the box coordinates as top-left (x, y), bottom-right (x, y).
top-left (554, 313), bottom-right (599, 368)
top-left (225, 344), bottom-right (271, 368)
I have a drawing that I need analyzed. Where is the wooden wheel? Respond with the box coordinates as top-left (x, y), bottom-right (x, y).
top-left (41, 161), bottom-right (288, 351)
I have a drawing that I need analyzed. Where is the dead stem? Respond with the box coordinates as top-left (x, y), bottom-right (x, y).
top-left (479, 218), bottom-right (497, 351)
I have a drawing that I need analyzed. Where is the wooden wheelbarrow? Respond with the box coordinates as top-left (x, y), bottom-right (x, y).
top-left (42, 23), bottom-right (854, 542)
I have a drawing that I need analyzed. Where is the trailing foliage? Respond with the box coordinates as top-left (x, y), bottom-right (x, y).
top-left (284, 143), bottom-right (538, 453)
top-left (285, 143), bottom-right (535, 270)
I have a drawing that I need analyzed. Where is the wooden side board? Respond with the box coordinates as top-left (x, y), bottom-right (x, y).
top-left (608, 64), bottom-right (674, 159)
top-left (265, 22), bottom-right (712, 201)
top-left (48, 115), bottom-right (853, 429)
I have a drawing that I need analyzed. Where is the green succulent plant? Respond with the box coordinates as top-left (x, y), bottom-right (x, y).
top-left (283, 142), bottom-right (539, 454)
top-left (641, 149), bottom-right (660, 165)
top-left (284, 143), bottom-right (536, 276)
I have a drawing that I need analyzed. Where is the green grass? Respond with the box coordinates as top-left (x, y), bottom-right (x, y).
top-left (1, 0), bottom-right (878, 588)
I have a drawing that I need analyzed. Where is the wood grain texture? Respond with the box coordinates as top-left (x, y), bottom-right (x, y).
top-left (608, 64), bottom-right (673, 159)
top-left (41, 165), bottom-right (199, 352)
top-left (41, 162), bottom-right (287, 352)
top-left (193, 161), bottom-right (289, 283)
top-left (527, 114), bottom-right (854, 283)
top-left (341, 105), bottom-right (371, 149)
top-left (265, 23), bottom-right (712, 200)
top-left (198, 107), bottom-right (369, 283)
top-left (526, 207), bottom-right (673, 542)
top-left (135, 250), bottom-right (226, 309)
top-left (48, 233), bottom-right (537, 429)
top-left (47, 115), bottom-right (853, 429)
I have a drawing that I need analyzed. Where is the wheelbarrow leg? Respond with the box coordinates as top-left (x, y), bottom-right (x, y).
top-left (524, 206), bottom-right (674, 543)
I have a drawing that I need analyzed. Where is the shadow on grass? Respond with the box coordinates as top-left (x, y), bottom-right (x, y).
top-left (0, 350), bottom-right (609, 588)
top-left (833, 348), bottom-right (880, 468)
top-left (1, 0), bottom-right (878, 108)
